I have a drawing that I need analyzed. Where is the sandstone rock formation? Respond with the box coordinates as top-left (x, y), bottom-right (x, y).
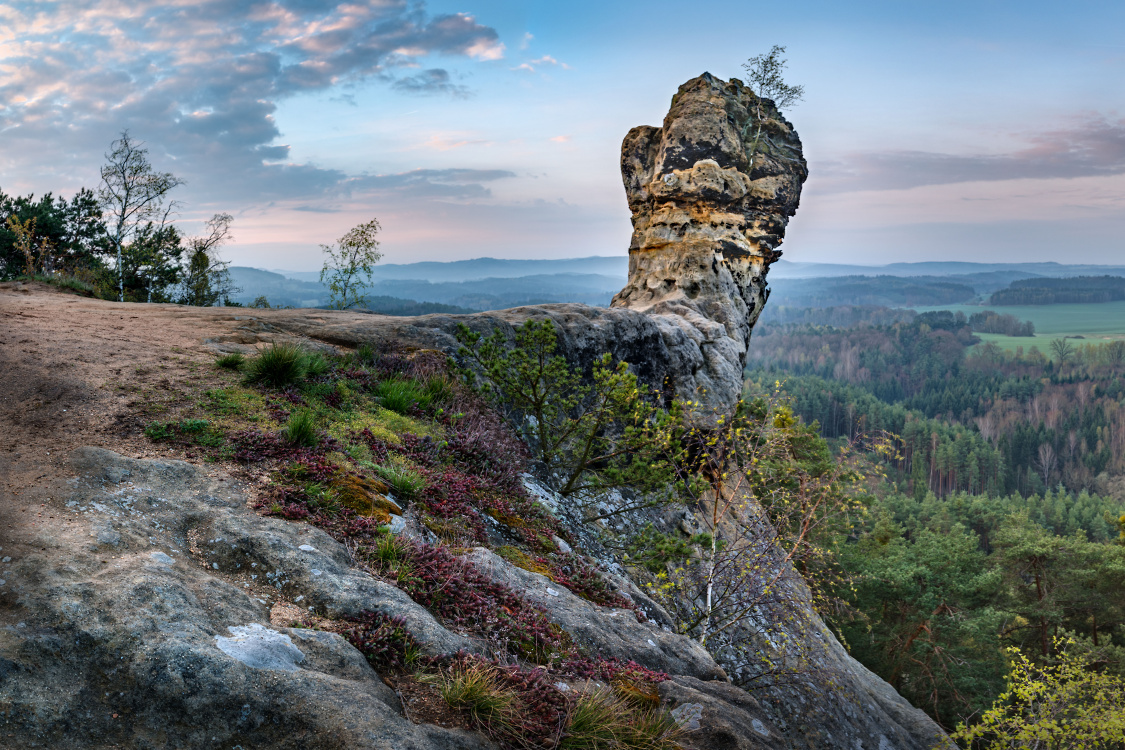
top-left (612, 72), bottom-right (807, 406)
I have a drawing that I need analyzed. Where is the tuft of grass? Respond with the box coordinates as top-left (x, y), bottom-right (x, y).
top-left (429, 662), bottom-right (518, 732)
top-left (284, 409), bottom-right (319, 447)
top-left (356, 343), bottom-right (376, 365)
top-left (422, 375), bottom-right (456, 406)
top-left (244, 343), bottom-right (308, 388)
top-left (303, 483), bottom-right (341, 516)
top-left (214, 352), bottom-right (246, 370)
top-left (305, 352), bottom-right (330, 378)
top-left (375, 377), bottom-right (428, 414)
top-left (368, 461), bottom-right (427, 498)
top-left (561, 688), bottom-right (682, 750)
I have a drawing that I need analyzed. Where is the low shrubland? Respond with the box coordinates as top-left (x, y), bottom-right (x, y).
top-left (138, 336), bottom-right (681, 747)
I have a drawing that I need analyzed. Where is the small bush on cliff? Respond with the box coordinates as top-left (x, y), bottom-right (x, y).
top-left (455, 319), bottom-right (682, 502)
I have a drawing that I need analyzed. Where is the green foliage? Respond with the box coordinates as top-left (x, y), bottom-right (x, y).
top-left (838, 518), bottom-right (1007, 726)
top-left (991, 275), bottom-right (1125, 306)
top-left (214, 352), bottom-right (245, 370)
top-left (954, 639), bottom-right (1125, 749)
top-left (455, 319), bottom-right (681, 501)
top-left (320, 218), bottom-right (382, 310)
top-left (649, 394), bottom-right (880, 657)
top-left (969, 311), bottom-right (1035, 337)
top-left (0, 187), bottom-right (109, 281)
top-left (284, 410), bottom-right (319, 447)
top-left (250, 295), bottom-right (271, 309)
top-left (624, 524), bottom-right (712, 574)
top-left (244, 343), bottom-right (309, 388)
top-left (741, 44), bottom-right (804, 110)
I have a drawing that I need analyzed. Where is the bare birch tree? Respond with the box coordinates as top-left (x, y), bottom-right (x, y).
top-left (98, 131), bottom-right (183, 301)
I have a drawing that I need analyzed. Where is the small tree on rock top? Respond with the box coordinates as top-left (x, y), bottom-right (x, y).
top-left (320, 218), bottom-right (382, 310)
top-left (741, 45), bottom-right (804, 171)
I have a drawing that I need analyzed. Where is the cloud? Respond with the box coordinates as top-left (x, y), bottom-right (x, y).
top-left (530, 55), bottom-right (570, 69)
top-left (512, 54), bottom-right (570, 73)
top-left (820, 115), bottom-right (1125, 192)
top-left (0, 1), bottom-right (502, 200)
top-left (412, 133), bottom-right (492, 151)
top-left (392, 68), bottom-right (470, 97)
top-left (347, 168), bottom-right (516, 200)
top-left (519, 32), bottom-right (533, 51)
top-left (550, 135), bottom-right (572, 143)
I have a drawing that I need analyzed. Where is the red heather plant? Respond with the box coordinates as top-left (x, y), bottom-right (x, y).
top-left (556, 656), bottom-right (669, 685)
top-left (230, 429), bottom-right (337, 464)
top-left (362, 536), bottom-right (575, 663)
top-left (536, 552), bottom-right (638, 612)
top-left (342, 612), bottom-right (421, 672)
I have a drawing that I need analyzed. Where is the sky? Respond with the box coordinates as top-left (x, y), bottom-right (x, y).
top-left (1, 0), bottom-right (1123, 270)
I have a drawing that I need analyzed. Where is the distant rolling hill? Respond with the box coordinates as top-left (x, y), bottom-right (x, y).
top-left (227, 264), bottom-right (626, 311)
top-left (274, 256), bottom-right (629, 284)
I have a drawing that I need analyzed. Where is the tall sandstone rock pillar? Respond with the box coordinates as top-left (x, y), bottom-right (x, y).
top-left (612, 73), bottom-right (807, 406)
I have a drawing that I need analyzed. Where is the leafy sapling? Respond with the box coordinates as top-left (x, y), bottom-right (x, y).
top-left (740, 45), bottom-right (804, 170)
top-left (454, 319), bottom-right (683, 507)
top-left (320, 218), bottom-right (382, 310)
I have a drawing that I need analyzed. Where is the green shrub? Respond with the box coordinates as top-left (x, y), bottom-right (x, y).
top-left (178, 419), bottom-right (210, 433)
top-left (244, 343), bottom-right (308, 388)
top-left (455, 319), bottom-right (681, 501)
top-left (144, 422), bottom-right (173, 441)
top-left (284, 410), bottom-right (319, 447)
top-left (214, 352), bottom-right (246, 370)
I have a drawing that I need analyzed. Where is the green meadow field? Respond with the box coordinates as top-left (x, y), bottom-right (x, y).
top-left (913, 301), bottom-right (1125, 353)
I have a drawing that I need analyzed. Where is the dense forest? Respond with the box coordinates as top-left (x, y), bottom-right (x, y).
top-left (746, 308), bottom-right (1125, 732)
top-left (990, 275), bottom-right (1125, 305)
top-left (768, 275), bottom-right (976, 307)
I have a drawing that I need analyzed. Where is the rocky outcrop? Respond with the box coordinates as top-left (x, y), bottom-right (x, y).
top-left (612, 73), bottom-right (807, 407)
top-left (221, 74), bottom-right (804, 412)
top-left (0, 447), bottom-right (492, 749)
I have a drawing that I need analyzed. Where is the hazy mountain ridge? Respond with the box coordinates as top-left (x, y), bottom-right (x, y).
top-left (229, 258), bottom-right (1125, 313)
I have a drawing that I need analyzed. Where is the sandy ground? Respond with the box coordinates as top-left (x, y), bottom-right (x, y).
top-left (0, 281), bottom-right (327, 626)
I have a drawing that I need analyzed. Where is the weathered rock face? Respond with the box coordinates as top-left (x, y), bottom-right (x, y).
top-left (612, 73), bottom-right (807, 407)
